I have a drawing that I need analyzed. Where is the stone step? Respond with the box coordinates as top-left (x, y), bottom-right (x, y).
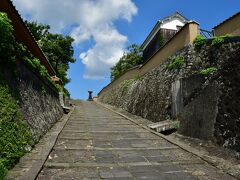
top-left (148, 120), bottom-right (179, 133)
top-left (53, 146), bottom-right (178, 151)
top-left (44, 160), bottom-right (203, 168)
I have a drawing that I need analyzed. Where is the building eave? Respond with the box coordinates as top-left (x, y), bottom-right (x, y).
top-left (140, 12), bottom-right (189, 50)
top-left (140, 20), bottom-right (162, 50)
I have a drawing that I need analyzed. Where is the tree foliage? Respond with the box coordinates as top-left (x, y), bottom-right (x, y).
top-left (111, 44), bottom-right (143, 81)
top-left (25, 21), bottom-right (50, 41)
top-left (25, 21), bottom-right (75, 85)
top-left (39, 34), bottom-right (75, 85)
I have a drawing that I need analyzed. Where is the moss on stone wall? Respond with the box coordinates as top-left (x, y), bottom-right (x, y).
top-left (0, 72), bottom-right (33, 179)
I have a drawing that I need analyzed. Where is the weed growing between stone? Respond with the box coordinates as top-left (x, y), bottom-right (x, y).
top-left (166, 55), bottom-right (185, 71)
top-left (122, 79), bottom-right (134, 89)
top-left (211, 36), bottom-right (225, 46)
top-left (193, 35), bottom-right (207, 49)
top-left (211, 35), bottom-right (230, 46)
top-left (134, 75), bottom-right (141, 81)
top-left (193, 34), bottom-right (232, 50)
top-left (200, 67), bottom-right (218, 75)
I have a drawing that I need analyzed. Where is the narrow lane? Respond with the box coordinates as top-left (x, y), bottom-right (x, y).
top-left (37, 101), bottom-right (235, 179)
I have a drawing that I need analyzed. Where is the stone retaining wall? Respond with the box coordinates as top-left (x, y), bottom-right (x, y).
top-left (4, 61), bottom-right (63, 142)
top-left (98, 22), bottom-right (199, 97)
top-left (99, 39), bottom-right (240, 151)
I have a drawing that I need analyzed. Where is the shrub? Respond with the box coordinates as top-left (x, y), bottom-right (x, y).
top-left (166, 55), bottom-right (185, 71)
top-left (0, 160), bottom-right (6, 179)
top-left (0, 12), bottom-right (67, 97)
top-left (193, 35), bottom-right (207, 49)
top-left (200, 67), bottom-right (218, 75)
top-left (211, 34), bottom-right (232, 47)
top-left (0, 73), bottom-right (33, 179)
top-left (26, 57), bottom-right (49, 78)
top-left (18, 43), bottom-right (49, 80)
top-left (0, 12), bottom-right (15, 64)
top-left (19, 45), bottom-right (69, 96)
top-left (0, 12), bottom-right (13, 44)
top-left (0, 12), bottom-right (34, 179)
top-left (211, 36), bottom-right (224, 46)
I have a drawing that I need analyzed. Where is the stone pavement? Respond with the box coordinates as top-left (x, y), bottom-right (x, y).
top-left (34, 101), bottom-right (235, 180)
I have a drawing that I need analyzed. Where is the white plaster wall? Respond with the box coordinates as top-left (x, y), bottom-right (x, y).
top-left (160, 18), bottom-right (185, 30)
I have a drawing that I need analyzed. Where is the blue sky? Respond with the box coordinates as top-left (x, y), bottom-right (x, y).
top-left (12, 0), bottom-right (240, 100)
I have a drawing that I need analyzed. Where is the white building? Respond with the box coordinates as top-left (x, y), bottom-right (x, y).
top-left (141, 12), bottom-right (189, 61)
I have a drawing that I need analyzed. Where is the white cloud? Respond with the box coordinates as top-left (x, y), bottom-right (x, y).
top-left (78, 25), bottom-right (128, 79)
top-left (12, 0), bottom-right (138, 79)
top-left (70, 26), bottom-right (91, 45)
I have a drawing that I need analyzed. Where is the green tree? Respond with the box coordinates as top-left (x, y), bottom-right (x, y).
top-left (39, 33), bottom-right (75, 84)
top-left (111, 44), bottom-right (143, 81)
top-left (25, 21), bottom-right (50, 41)
top-left (25, 21), bottom-right (75, 85)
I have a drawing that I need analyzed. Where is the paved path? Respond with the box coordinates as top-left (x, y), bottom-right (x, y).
top-left (37, 102), bottom-right (235, 180)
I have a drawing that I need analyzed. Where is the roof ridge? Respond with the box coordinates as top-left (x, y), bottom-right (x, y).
top-left (159, 11), bottom-right (189, 22)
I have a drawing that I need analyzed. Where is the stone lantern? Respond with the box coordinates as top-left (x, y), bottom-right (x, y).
top-left (88, 91), bottom-right (93, 101)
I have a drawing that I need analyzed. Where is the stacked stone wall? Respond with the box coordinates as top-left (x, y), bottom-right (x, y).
top-left (4, 61), bottom-right (63, 141)
top-left (99, 38), bottom-right (240, 151)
